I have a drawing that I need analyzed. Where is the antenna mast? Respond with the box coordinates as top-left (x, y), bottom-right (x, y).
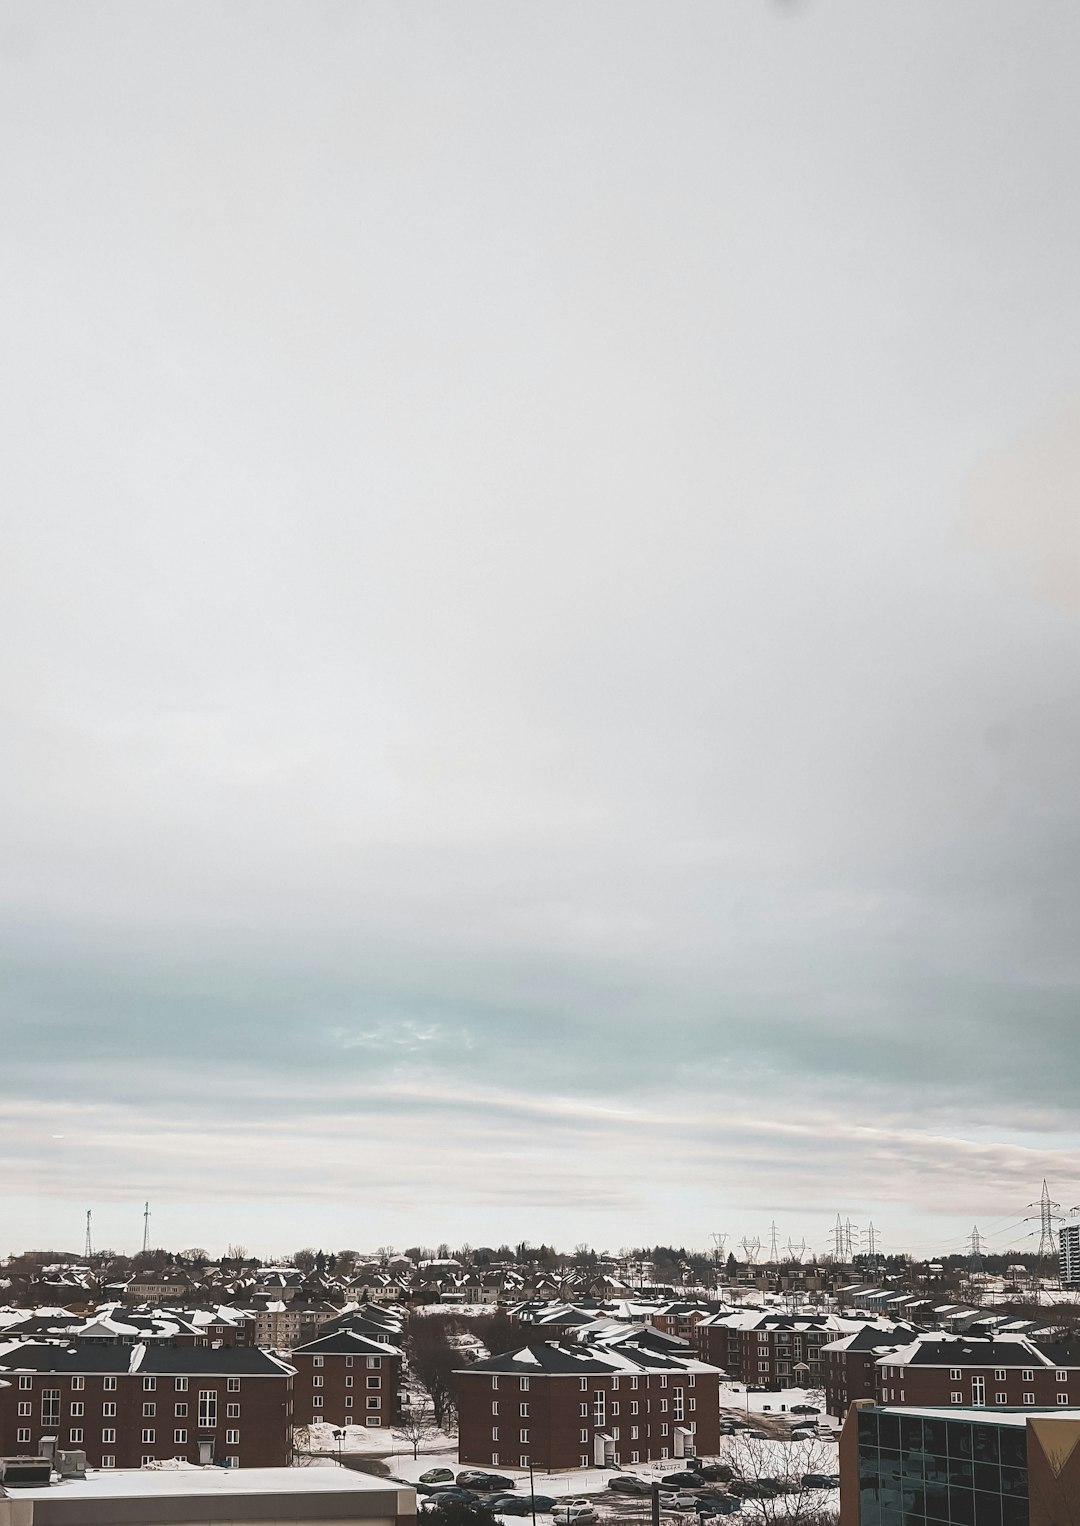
top-left (84, 1210), bottom-right (93, 1261)
top-left (142, 1201), bottom-right (151, 1255)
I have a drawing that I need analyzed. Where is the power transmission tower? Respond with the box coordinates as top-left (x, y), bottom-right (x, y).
top-left (84, 1210), bottom-right (93, 1261)
top-left (1026, 1180), bottom-right (1062, 1290)
top-left (968, 1225), bottom-right (984, 1269)
top-left (767, 1222), bottom-right (781, 1265)
top-left (863, 1221), bottom-right (881, 1269)
top-left (786, 1238), bottom-right (807, 1264)
top-left (832, 1215), bottom-right (845, 1262)
top-left (710, 1232), bottom-right (728, 1289)
top-left (844, 1218), bottom-right (858, 1262)
top-left (142, 1201), bottom-right (151, 1255)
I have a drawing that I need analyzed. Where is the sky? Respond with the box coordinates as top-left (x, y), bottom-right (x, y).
top-left (3, 0), bottom-right (1080, 1264)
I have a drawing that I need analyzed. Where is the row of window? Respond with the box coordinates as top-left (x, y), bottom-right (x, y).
top-left (488, 1374), bottom-right (690, 1392)
top-left (311, 1396), bottom-right (382, 1409)
top-left (311, 1356), bottom-right (382, 1369)
top-left (879, 1366), bottom-right (1069, 1383)
top-left (311, 1376), bottom-right (380, 1388)
top-left (17, 1376), bottom-right (243, 1392)
top-left (489, 1422), bottom-right (694, 1444)
top-left (33, 1392), bottom-right (232, 1425)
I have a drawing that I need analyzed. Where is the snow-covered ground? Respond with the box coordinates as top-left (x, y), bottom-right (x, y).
top-left (296, 1422), bottom-right (458, 1457)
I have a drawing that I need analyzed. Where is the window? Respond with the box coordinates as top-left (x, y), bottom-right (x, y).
top-left (42, 1390), bottom-right (60, 1426)
top-left (520, 1429), bottom-right (529, 1443)
top-left (580, 1403), bottom-right (589, 1417)
top-left (17, 1402), bottom-right (30, 1417)
top-left (630, 1401), bottom-right (639, 1415)
top-left (520, 1404), bottom-right (529, 1416)
top-left (492, 1377), bottom-right (499, 1391)
top-left (661, 1424), bottom-right (669, 1436)
top-left (995, 1370), bottom-right (1007, 1381)
top-left (142, 1429), bottom-right (156, 1443)
top-left (175, 1403), bottom-right (187, 1417)
top-left (520, 1377), bottom-right (530, 1392)
top-left (1059, 1394), bottom-right (1071, 1405)
top-left (174, 1378), bottom-right (188, 1392)
top-left (631, 1426), bottom-right (639, 1440)
top-left (950, 1369), bottom-right (962, 1381)
top-left (69, 1429), bottom-right (83, 1444)
top-left (971, 1377), bottom-right (985, 1405)
top-left (103, 1402), bottom-right (116, 1417)
top-left (18, 1377), bottom-right (31, 1391)
top-left (630, 1376), bottom-right (638, 1390)
top-left (366, 1417), bottom-right (382, 1427)
top-left (1058, 1371), bottom-right (1069, 1382)
top-left (367, 1397), bottom-right (380, 1409)
top-left (659, 1376), bottom-right (667, 1389)
top-left (199, 1391), bottom-right (217, 1428)
top-left (226, 1428), bottom-right (240, 1444)
top-left (144, 1377), bottom-right (157, 1392)
top-left (70, 1402), bottom-right (84, 1417)
top-left (688, 1375), bottom-right (695, 1388)
top-left (660, 1399), bottom-right (668, 1413)
top-left (345, 1376), bottom-right (353, 1388)
top-left (581, 1456), bottom-right (589, 1468)
top-left (612, 1402), bottom-right (620, 1416)
top-left (492, 1402), bottom-right (499, 1415)
top-left (16, 1430), bottom-right (30, 1445)
top-left (492, 1428), bottom-right (500, 1441)
top-left (346, 1356), bottom-right (354, 1368)
top-left (102, 1455), bottom-right (115, 1468)
top-left (226, 1456), bottom-right (239, 1468)
top-left (313, 1376), bottom-right (323, 1388)
top-left (367, 1376), bottom-right (380, 1388)
top-left (631, 1451), bottom-right (640, 1464)
top-left (71, 1376), bottom-right (85, 1391)
top-left (142, 1455), bottom-right (154, 1467)
top-left (996, 1394), bottom-right (1008, 1405)
top-left (102, 1428), bottom-right (116, 1444)
top-left (520, 1454), bottom-right (529, 1468)
top-left (759, 1362), bottom-right (770, 1373)
top-left (227, 1402), bottom-right (240, 1418)
top-left (580, 1430), bottom-right (589, 1443)
top-left (313, 1357), bottom-right (324, 1368)
top-left (175, 1429), bottom-right (187, 1443)
top-left (580, 1378), bottom-right (588, 1392)
top-left (612, 1376), bottom-right (620, 1390)
top-left (144, 1402), bottom-right (156, 1417)
top-left (367, 1356), bottom-right (382, 1369)
top-left (1024, 1393), bottom-right (1035, 1405)
top-left (227, 1378), bottom-right (240, 1392)
top-left (951, 1393), bottom-right (962, 1404)
top-left (345, 1397), bottom-right (353, 1408)
top-left (1023, 1369), bottom-right (1034, 1382)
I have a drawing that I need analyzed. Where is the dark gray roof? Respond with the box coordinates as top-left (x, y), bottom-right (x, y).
top-left (292, 1331), bottom-right (402, 1357)
top-left (0, 1341), bottom-right (294, 1377)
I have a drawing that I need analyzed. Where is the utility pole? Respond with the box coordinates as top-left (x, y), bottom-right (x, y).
top-left (84, 1210), bottom-right (93, 1262)
top-left (142, 1201), bottom-right (151, 1255)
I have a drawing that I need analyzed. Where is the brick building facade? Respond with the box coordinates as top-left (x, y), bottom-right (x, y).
top-left (291, 1330), bottom-right (404, 1428)
top-left (873, 1335), bottom-right (1080, 1410)
top-left (457, 1342), bottom-right (723, 1471)
top-left (0, 1340), bottom-right (294, 1470)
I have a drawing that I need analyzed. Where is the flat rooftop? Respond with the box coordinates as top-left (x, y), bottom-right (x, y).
top-left (4, 1464), bottom-right (410, 1500)
top-left (877, 1405), bottom-right (1080, 1428)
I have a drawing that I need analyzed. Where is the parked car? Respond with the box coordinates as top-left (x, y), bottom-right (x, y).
top-left (729, 1479), bottom-right (787, 1500)
top-left (608, 1477), bottom-right (653, 1495)
top-left (421, 1471), bottom-right (457, 1485)
top-left (490, 1496), bottom-right (556, 1515)
top-left (695, 1466), bottom-right (732, 1483)
top-left (721, 1420), bottom-right (751, 1433)
top-left (419, 1498), bottom-right (490, 1517)
top-left (661, 1472), bottom-right (706, 1489)
top-left (696, 1500), bottom-right (742, 1517)
top-left (801, 1474), bottom-right (840, 1490)
top-left (459, 1473), bottom-right (517, 1491)
top-left (551, 1503), bottom-right (598, 1525)
top-left (661, 1493), bottom-right (700, 1510)
top-left (428, 1488), bottom-right (481, 1503)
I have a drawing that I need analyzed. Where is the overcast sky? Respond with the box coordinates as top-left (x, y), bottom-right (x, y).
top-left (3, 0), bottom-right (1080, 1263)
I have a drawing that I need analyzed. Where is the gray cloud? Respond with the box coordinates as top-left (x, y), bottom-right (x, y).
top-left (3, 0), bottom-right (1080, 1254)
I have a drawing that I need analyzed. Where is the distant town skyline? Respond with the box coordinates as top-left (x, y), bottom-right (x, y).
top-left (4, 1), bottom-right (1080, 1254)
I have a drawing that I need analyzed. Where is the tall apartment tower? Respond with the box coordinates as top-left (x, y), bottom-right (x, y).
top-left (1059, 1223), bottom-right (1080, 1287)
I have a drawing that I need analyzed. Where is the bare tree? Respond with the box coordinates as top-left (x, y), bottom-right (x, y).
top-left (393, 1410), bottom-right (440, 1460)
top-left (406, 1313), bottom-right (462, 1430)
top-left (723, 1432), bottom-right (839, 1526)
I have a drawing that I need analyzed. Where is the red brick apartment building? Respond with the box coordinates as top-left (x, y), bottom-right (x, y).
top-left (0, 1340), bottom-right (294, 1469)
top-left (291, 1330), bottom-right (404, 1428)
top-left (695, 1310), bottom-right (865, 1389)
top-left (457, 1342), bottom-right (723, 1471)
top-left (872, 1334), bottom-right (1080, 1410)
top-left (823, 1324), bottom-right (915, 1416)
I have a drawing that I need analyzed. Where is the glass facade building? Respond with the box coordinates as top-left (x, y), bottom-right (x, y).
top-left (856, 1408), bottom-right (1030, 1526)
